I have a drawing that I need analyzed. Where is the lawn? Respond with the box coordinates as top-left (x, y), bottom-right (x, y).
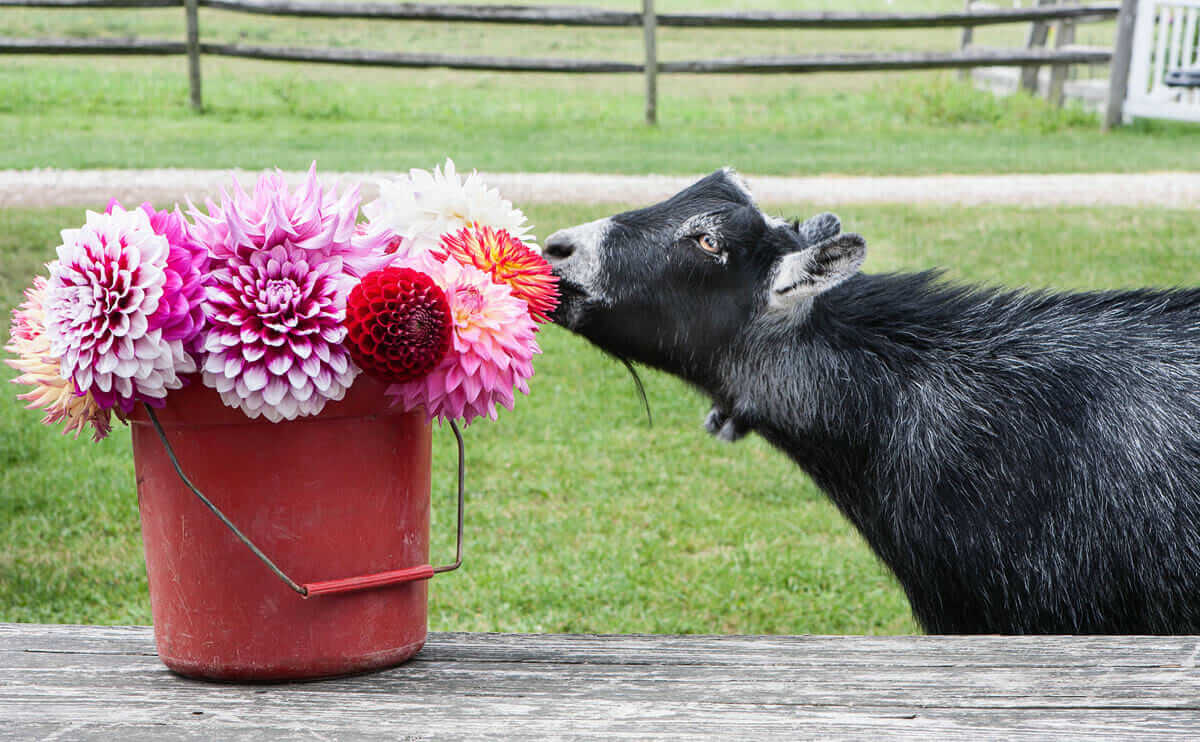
top-left (2, 1), bottom-right (1199, 174)
top-left (3, 201), bottom-right (1197, 633)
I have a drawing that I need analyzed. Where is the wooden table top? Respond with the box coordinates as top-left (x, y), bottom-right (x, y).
top-left (3, 623), bottom-right (1200, 740)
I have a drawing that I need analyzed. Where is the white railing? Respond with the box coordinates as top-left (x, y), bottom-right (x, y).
top-left (1125, 0), bottom-right (1200, 122)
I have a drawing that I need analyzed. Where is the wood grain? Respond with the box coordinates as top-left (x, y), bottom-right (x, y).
top-left (3, 624), bottom-right (1199, 740)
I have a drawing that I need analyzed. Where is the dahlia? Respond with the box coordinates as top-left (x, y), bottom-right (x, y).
top-left (361, 159), bottom-right (537, 259)
top-left (190, 162), bottom-right (389, 276)
top-left (386, 253), bottom-right (540, 425)
top-left (344, 267), bottom-right (453, 383)
top-left (5, 277), bottom-right (112, 440)
top-left (43, 204), bottom-right (197, 415)
top-left (201, 243), bottom-right (359, 422)
top-left (108, 199), bottom-right (208, 353)
top-left (437, 225), bottom-right (559, 323)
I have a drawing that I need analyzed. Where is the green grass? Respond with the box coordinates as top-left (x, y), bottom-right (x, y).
top-left (3, 202), bottom-right (1198, 632)
top-left (1, 1), bottom-right (1198, 174)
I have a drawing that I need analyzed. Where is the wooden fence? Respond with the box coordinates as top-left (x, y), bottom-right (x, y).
top-left (1, 0), bottom-right (1128, 125)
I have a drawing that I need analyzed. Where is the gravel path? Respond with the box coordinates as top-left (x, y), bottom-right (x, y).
top-left (3, 169), bottom-right (1200, 209)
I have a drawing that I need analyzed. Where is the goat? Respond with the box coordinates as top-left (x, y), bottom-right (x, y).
top-left (542, 168), bottom-right (1200, 635)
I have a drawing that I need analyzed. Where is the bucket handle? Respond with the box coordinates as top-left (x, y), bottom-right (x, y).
top-left (142, 404), bottom-right (465, 598)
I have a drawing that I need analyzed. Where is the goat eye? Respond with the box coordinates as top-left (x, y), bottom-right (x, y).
top-left (697, 234), bottom-right (720, 254)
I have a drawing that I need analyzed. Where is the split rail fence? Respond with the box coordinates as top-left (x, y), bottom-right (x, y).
top-left (1, 0), bottom-right (1131, 125)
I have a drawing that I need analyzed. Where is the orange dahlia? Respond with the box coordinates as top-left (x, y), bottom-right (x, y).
top-left (436, 225), bottom-right (559, 323)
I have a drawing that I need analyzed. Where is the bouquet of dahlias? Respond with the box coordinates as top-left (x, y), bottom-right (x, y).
top-left (6, 161), bottom-right (558, 440)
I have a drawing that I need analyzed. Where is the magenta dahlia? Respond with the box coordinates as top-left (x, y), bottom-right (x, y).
top-left (108, 199), bottom-right (208, 353)
top-left (385, 254), bottom-right (539, 425)
top-left (201, 243), bottom-right (359, 422)
top-left (344, 267), bottom-right (454, 383)
top-left (42, 204), bottom-right (198, 415)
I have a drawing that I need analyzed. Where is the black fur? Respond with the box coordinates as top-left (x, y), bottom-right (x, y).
top-left (544, 169), bottom-right (1200, 634)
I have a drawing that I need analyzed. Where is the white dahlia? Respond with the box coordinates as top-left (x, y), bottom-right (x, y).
top-left (43, 205), bottom-right (196, 415)
top-left (361, 159), bottom-right (537, 258)
top-left (201, 243), bottom-right (359, 422)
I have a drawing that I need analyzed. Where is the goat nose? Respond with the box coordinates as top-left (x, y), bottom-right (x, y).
top-left (542, 230), bottom-right (576, 263)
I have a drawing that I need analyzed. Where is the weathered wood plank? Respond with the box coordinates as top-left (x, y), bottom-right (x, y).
top-left (199, 0), bottom-right (643, 26)
top-left (0, 0), bottom-right (180, 6)
top-left (188, 0), bottom-right (1120, 29)
top-left (655, 4), bottom-right (1121, 29)
top-left (9, 650), bottom-right (1200, 709)
top-left (5, 624), bottom-right (1200, 669)
top-left (0, 37), bottom-right (185, 54)
top-left (661, 48), bottom-right (1113, 74)
top-left (199, 42), bottom-right (641, 73)
top-left (3, 625), bottom-right (1200, 740)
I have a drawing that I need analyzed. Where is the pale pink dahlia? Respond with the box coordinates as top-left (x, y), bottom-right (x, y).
top-left (386, 254), bottom-right (539, 425)
top-left (190, 162), bottom-right (389, 275)
top-left (201, 243), bottom-right (359, 422)
top-left (6, 277), bottom-right (112, 440)
top-left (43, 204), bottom-right (197, 415)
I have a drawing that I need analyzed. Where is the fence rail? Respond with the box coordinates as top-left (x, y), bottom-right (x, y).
top-left (0, 0), bottom-right (1131, 125)
top-left (0, 0), bottom-right (1124, 27)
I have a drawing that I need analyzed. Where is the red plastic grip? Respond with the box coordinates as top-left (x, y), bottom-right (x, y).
top-left (302, 564), bottom-right (436, 597)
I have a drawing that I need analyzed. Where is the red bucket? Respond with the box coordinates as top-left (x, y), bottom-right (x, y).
top-left (129, 376), bottom-right (462, 682)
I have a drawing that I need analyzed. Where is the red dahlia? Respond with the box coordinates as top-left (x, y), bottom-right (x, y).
top-left (344, 267), bottom-right (453, 383)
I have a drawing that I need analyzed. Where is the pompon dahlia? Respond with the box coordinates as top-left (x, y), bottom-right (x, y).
top-left (6, 277), bottom-right (112, 441)
top-left (361, 159), bottom-right (537, 258)
top-left (43, 204), bottom-right (197, 415)
top-left (344, 267), bottom-right (453, 383)
top-left (386, 254), bottom-right (539, 425)
top-left (436, 225), bottom-right (559, 323)
top-left (107, 199), bottom-right (208, 353)
top-left (201, 243), bottom-right (359, 422)
top-left (190, 162), bottom-right (389, 276)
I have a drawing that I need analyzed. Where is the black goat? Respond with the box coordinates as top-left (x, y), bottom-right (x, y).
top-left (543, 169), bottom-right (1200, 635)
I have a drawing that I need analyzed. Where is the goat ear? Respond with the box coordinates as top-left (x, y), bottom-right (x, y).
top-left (794, 212), bottom-right (841, 247)
top-left (769, 233), bottom-right (866, 309)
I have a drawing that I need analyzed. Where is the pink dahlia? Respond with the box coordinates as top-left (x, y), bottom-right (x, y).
top-left (386, 254), bottom-right (540, 425)
top-left (6, 277), bottom-right (112, 440)
top-left (43, 204), bottom-right (197, 415)
top-left (190, 162), bottom-right (389, 276)
top-left (437, 225), bottom-right (559, 323)
top-left (201, 243), bottom-right (359, 422)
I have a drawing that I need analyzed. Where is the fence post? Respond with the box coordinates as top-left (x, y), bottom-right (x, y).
top-left (1047, 0), bottom-right (1078, 107)
top-left (959, 0), bottom-right (975, 82)
top-left (642, 0), bottom-right (657, 125)
top-left (185, 0), bottom-right (203, 112)
top-left (1020, 0), bottom-right (1056, 94)
top-left (1103, 0), bottom-right (1139, 130)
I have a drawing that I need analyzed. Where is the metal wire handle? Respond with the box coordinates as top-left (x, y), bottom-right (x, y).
top-left (143, 404), bottom-right (465, 598)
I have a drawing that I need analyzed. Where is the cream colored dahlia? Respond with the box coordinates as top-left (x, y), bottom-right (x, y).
top-left (361, 159), bottom-right (537, 258)
top-left (6, 277), bottom-right (112, 440)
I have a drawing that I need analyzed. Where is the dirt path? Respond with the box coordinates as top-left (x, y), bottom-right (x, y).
top-left (3, 169), bottom-right (1199, 209)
